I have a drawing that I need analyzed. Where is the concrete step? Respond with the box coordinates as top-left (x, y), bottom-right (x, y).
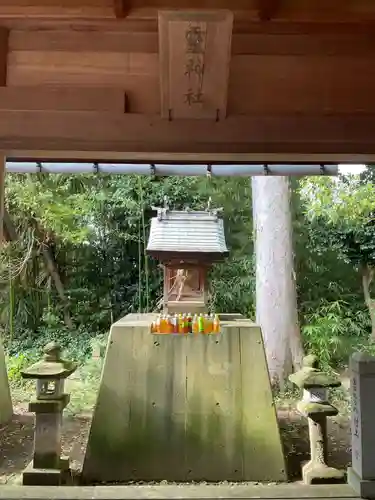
top-left (0, 484), bottom-right (357, 500)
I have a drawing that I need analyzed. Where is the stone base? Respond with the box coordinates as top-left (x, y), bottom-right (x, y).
top-left (82, 315), bottom-right (286, 484)
top-left (348, 466), bottom-right (375, 498)
top-left (22, 457), bottom-right (71, 486)
top-left (302, 461), bottom-right (346, 485)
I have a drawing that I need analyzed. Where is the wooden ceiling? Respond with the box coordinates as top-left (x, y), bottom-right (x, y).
top-left (2, 0), bottom-right (375, 161)
top-left (1, 0), bottom-right (375, 24)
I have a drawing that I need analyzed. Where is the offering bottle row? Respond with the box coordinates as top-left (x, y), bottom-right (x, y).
top-left (151, 313), bottom-right (220, 334)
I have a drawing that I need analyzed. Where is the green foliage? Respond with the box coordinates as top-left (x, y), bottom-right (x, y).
top-left (67, 358), bottom-right (103, 415)
top-left (2, 173), bottom-right (255, 362)
top-left (298, 168), bottom-right (375, 345)
top-left (210, 255), bottom-right (255, 317)
top-left (6, 174), bottom-right (96, 243)
top-left (299, 173), bottom-right (375, 226)
top-left (299, 169), bottom-right (375, 269)
top-left (3, 168), bottom-right (375, 378)
top-left (5, 352), bottom-right (36, 385)
top-left (301, 299), bottom-right (370, 370)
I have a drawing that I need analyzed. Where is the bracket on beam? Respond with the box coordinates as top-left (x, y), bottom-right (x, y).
top-left (256, 0), bottom-right (280, 21)
top-left (113, 0), bottom-right (128, 18)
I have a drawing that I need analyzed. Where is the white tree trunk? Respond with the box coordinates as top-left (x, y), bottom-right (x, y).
top-left (252, 176), bottom-right (303, 386)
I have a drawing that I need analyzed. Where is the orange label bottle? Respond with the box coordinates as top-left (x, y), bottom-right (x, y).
top-left (159, 315), bottom-right (166, 334)
top-left (161, 314), bottom-right (169, 334)
top-left (213, 314), bottom-right (220, 334)
top-left (203, 314), bottom-right (212, 334)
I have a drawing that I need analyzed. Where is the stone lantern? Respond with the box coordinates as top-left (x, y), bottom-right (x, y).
top-left (21, 341), bottom-right (77, 485)
top-left (289, 354), bottom-right (345, 485)
top-left (146, 199), bottom-right (228, 314)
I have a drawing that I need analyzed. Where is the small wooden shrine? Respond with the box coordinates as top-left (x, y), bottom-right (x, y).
top-left (146, 201), bottom-right (228, 314)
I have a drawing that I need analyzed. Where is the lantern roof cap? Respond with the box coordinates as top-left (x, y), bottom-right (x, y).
top-left (288, 354), bottom-right (341, 389)
top-left (21, 342), bottom-right (77, 380)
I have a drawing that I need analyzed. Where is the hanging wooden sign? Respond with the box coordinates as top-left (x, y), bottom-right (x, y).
top-left (158, 10), bottom-right (233, 120)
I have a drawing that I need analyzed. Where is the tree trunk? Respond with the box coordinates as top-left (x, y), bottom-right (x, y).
top-left (40, 244), bottom-right (74, 330)
top-left (360, 262), bottom-right (375, 340)
top-left (252, 176), bottom-right (304, 387)
top-left (3, 210), bottom-right (73, 330)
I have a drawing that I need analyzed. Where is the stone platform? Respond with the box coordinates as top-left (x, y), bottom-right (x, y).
top-left (0, 484), bottom-right (358, 500)
top-left (83, 314), bottom-right (286, 484)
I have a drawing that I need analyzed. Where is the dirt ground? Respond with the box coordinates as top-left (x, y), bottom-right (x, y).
top-left (0, 402), bottom-right (352, 485)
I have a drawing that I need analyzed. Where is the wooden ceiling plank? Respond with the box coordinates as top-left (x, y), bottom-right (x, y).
top-left (10, 29), bottom-right (159, 53)
top-left (4, 17), bottom-right (375, 34)
top-left (10, 25), bottom-right (375, 56)
top-left (1, 110), bottom-right (375, 154)
top-left (0, 87), bottom-right (127, 113)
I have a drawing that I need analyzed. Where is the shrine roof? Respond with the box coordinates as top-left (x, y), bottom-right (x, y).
top-left (146, 209), bottom-right (228, 259)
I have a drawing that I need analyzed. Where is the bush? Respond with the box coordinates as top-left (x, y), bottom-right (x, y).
top-left (6, 352), bottom-right (37, 385)
top-left (301, 298), bottom-right (371, 370)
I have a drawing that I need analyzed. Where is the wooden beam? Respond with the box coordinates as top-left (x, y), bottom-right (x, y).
top-left (113, 0), bottom-right (127, 18)
top-left (10, 24), bottom-right (375, 56)
top-left (0, 87), bottom-right (127, 112)
top-left (1, 110), bottom-right (375, 155)
top-left (256, 0), bottom-right (280, 21)
top-left (4, 0), bottom-right (375, 22)
top-left (0, 28), bottom-right (8, 86)
top-left (0, 155), bottom-right (5, 245)
top-left (0, 3), bottom-right (113, 20)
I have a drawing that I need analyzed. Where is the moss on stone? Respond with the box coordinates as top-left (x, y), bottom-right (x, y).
top-left (297, 401), bottom-right (338, 417)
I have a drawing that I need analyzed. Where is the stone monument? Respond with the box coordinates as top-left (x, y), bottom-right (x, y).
top-left (21, 342), bottom-right (77, 485)
top-left (347, 352), bottom-right (375, 498)
top-left (289, 354), bottom-right (345, 484)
